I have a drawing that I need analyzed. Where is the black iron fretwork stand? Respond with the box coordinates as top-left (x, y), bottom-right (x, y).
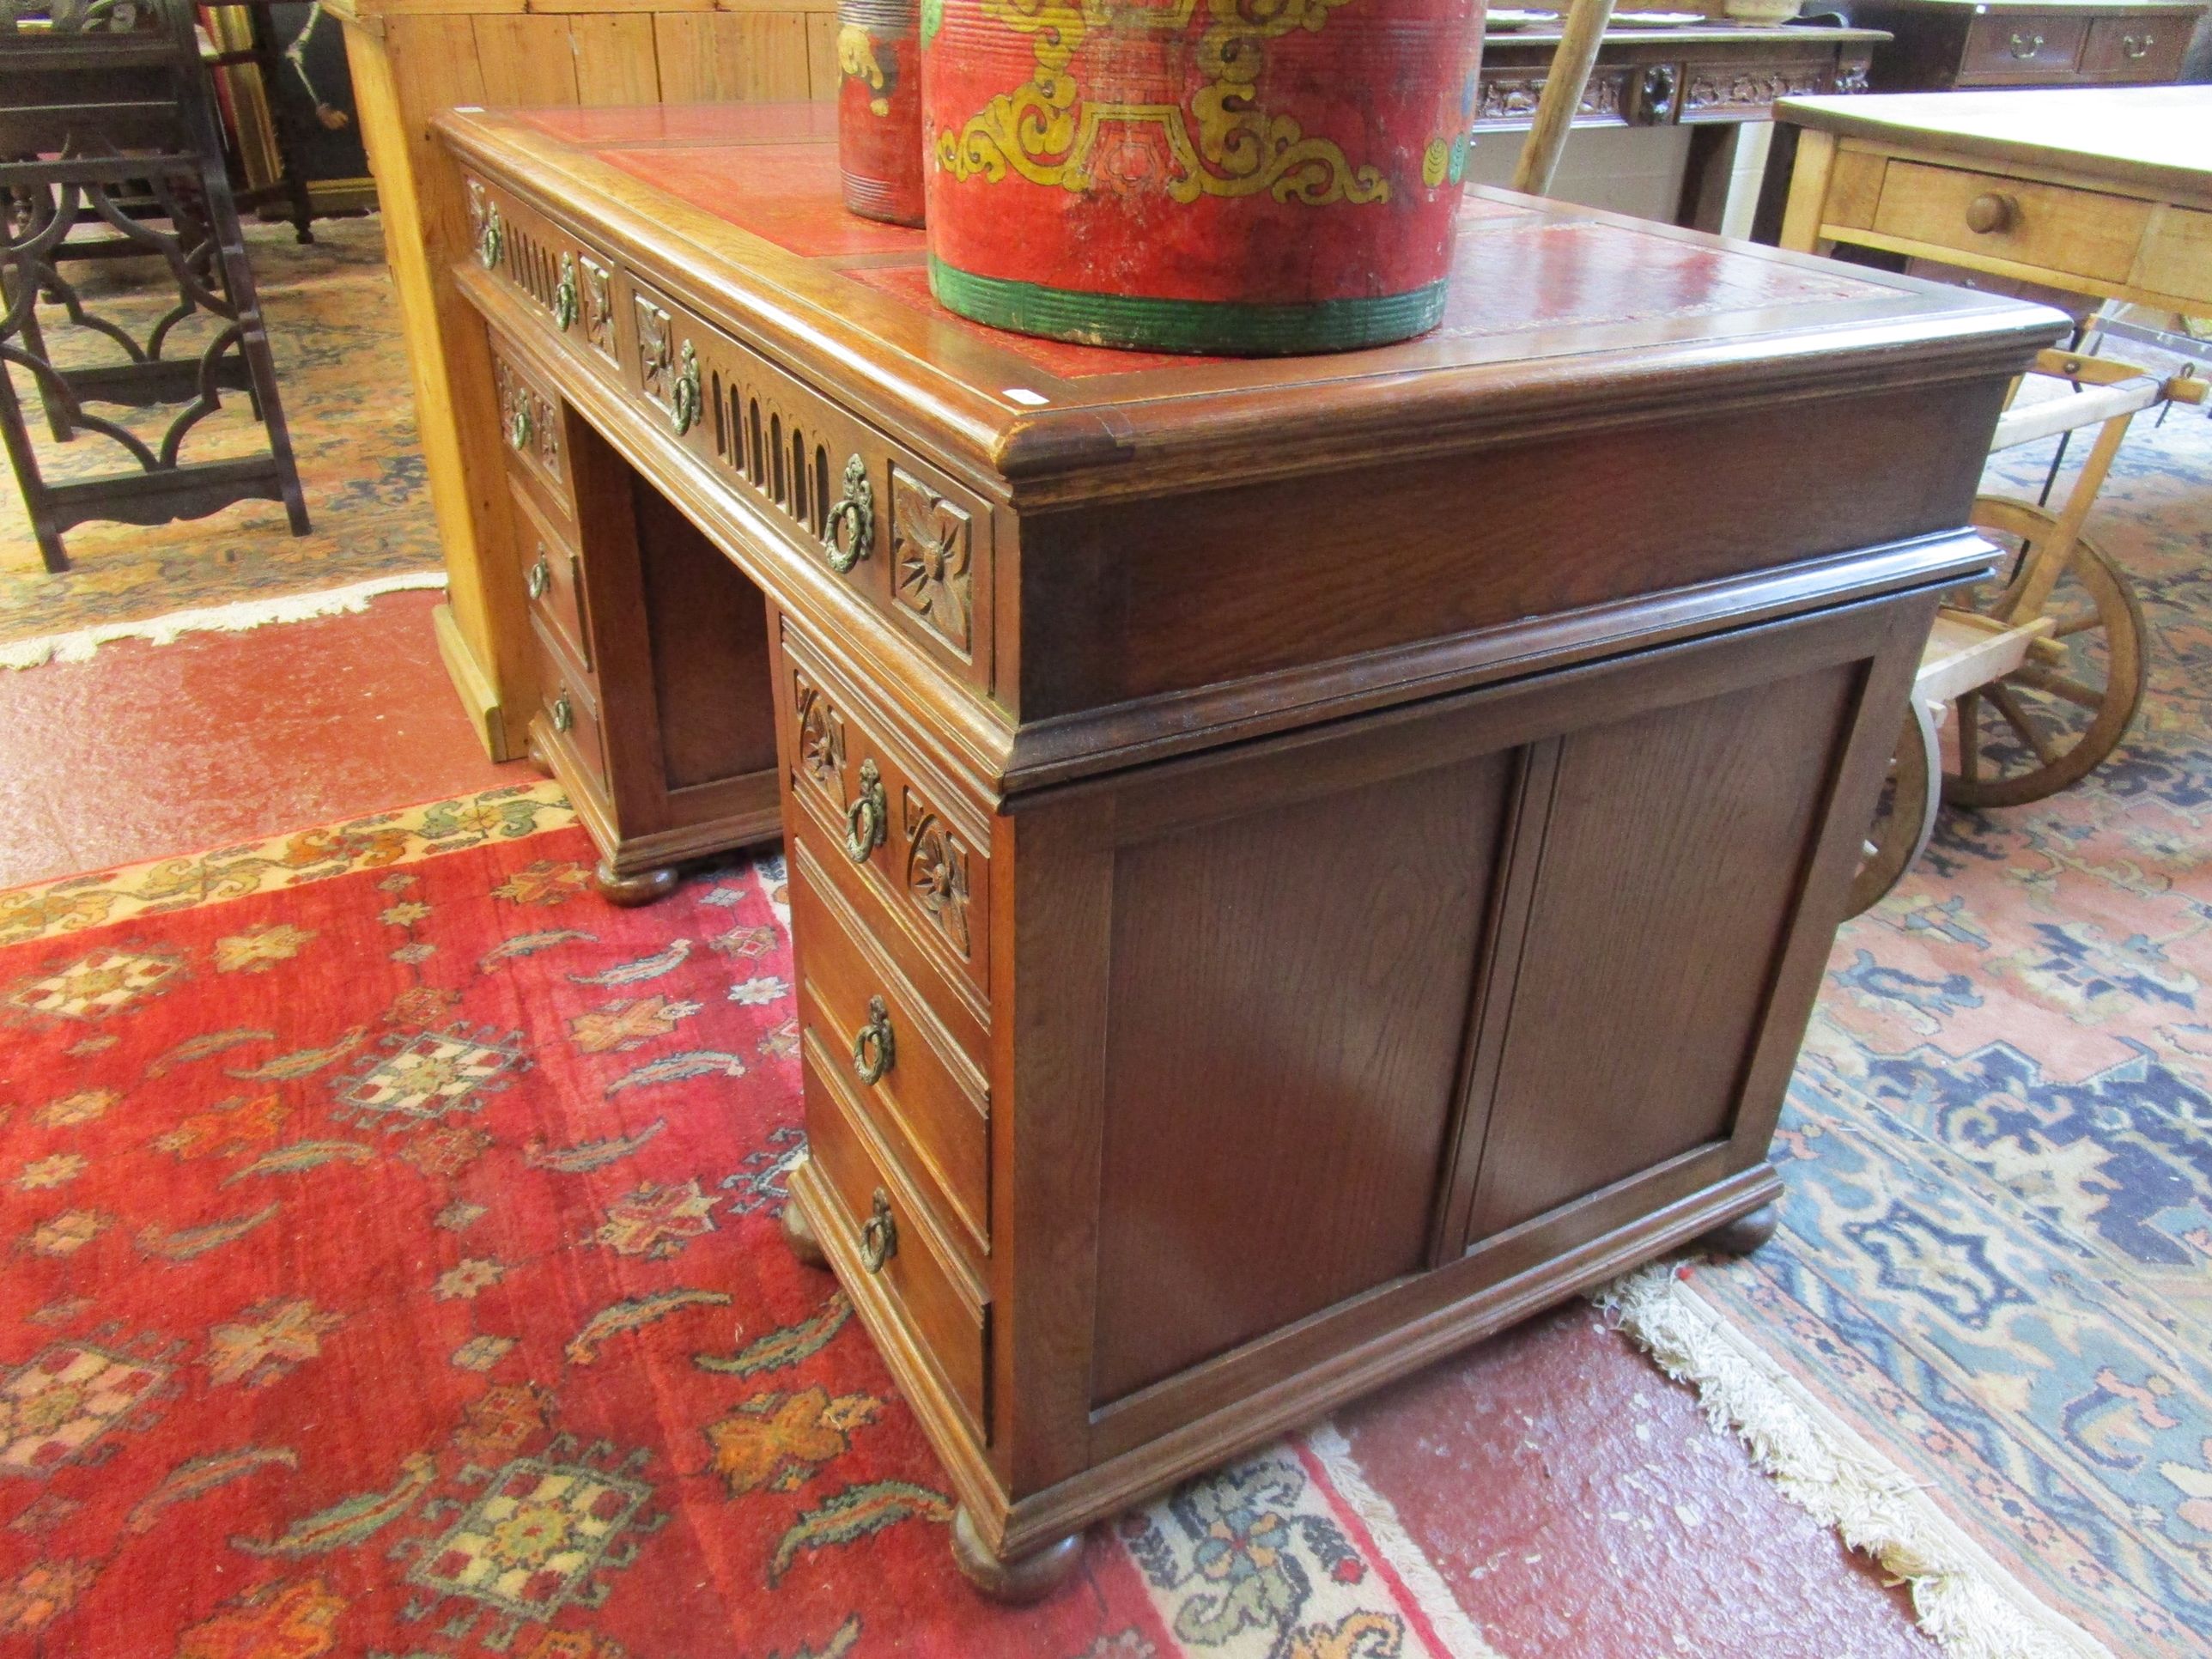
top-left (2, 0), bottom-right (310, 573)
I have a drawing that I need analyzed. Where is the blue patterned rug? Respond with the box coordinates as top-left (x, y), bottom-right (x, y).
top-left (1686, 351), bottom-right (2212, 1658)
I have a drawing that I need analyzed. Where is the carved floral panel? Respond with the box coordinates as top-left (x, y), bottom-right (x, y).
top-left (635, 296), bottom-right (674, 410)
top-left (902, 788), bottom-right (972, 959)
top-left (890, 467), bottom-right (973, 658)
top-left (580, 257), bottom-right (617, 363)
top-left (793, 674), bottom-right (847, 805)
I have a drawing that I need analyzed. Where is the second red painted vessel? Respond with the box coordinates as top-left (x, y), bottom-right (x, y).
top-left (839, 0), bottom-right (927, 227)
top-left (923, 0), bottom-right (1487, 354)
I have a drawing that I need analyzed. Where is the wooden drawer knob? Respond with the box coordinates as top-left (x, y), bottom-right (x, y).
top-left (1965, 192), bottom-right (2017, 235)
top-left (860, 1188), bottom-right (898, 1273)
top-left (853, 995), bottom-right (896, 1085)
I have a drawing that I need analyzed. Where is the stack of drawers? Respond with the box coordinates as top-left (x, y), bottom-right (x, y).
top-left (465, 180), bottom-right (787, 902)
top-left (491, 336), bottom-right (607, 800)
top-left (778, 634), bottom-right (997, 1448)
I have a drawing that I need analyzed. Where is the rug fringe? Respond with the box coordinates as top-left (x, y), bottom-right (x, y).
top-left (1, 571), bottom-right (448, 670)
top-left (1595, 1263), bottom-right (2114, 1659)
top-left (1302, 1421), bottom-right (1508, 1659)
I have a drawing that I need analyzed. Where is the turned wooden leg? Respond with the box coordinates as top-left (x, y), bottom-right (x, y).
top-left (1697, 1203), bottom-right (1778, 1257)
top-left (592, 860), bottom-right (679, 907)
top-left (780, 1190), bottom-right (829, 1271)
top-left (950, 1507), bottom-right (1082, 1604)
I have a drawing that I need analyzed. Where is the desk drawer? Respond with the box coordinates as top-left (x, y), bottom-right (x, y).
top-left (624, 276), bottom-right (995, 690)
top-left (781, 629), bottom-right (993, 1042)
top-left (510, 482), bottom-right (589, 672)
top-left (489, 335), bottom-right (571, 516)
top-left (793, 838), bottom-right (989, 1256)
top-left (532, 617), bottom-right (608, 796)
top-left (1960, 14), bottom-right (2087, 80)
top-left (467, 177), bottom-right (621, 371)
top-left (804, 1036), bottom-right (988, 1439)
top-left (2080, 15), bottom-right (2188, 79)
top-left (1872, 162), bottom-right (2151, 284)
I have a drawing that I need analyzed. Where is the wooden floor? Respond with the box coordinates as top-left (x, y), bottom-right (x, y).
top-left (0, 592), bottom-right (1937, 1656)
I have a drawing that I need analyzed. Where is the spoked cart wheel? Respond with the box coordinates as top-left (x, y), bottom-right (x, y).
top-left (1943, 495), bottom-right (2148, 809)
top-left (1844, 492), bottom-right (2150, 919)
top-left (1847, 696), bottom-right (1942, 919)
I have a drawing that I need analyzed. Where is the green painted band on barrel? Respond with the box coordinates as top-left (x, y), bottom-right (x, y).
top-left (928, 258), bottom-right (1449, 356)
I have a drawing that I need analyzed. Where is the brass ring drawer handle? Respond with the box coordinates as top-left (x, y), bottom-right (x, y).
top-left (823, 454), bottom-right (874, 574)
top-left (551, 690), bottom-right (574, 734)
top-left (2121, 32), bottom-right (2152, 58)
top-left (852, 995), bottom-right (896, 1085)
top-left (478, 204), bottom-right (503, 269)
top-left (508, 394), bottom-right (533, 453)
top-left (860, 1188), bottom-right (897, 1273)
top-left (670, 341), bottom-right (702, 436)
top-left (1966, 192), bottom-right (2018, 234)
top-left (527, 550), bottom-right (550, 601)
top-left (844, 758), bottom-right (886, 863)
top-left (554, 253), bottom-right (580, 331)
top-left (2007, 30), bottom-right (2045, 56)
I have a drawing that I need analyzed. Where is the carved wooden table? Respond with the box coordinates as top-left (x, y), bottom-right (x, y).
top-left (1478, 18), bottom-right (1887, 228)
top-left (435, 100), bottom-right (2061, 1595)
top-left (1778, 85), bottom-right (2212, 314)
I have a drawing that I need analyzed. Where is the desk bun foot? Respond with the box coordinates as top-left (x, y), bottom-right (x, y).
top-left (780, 1188), bottom-right (829, 1271)
top-left (525, 728), bottom-right (556, 780)
top-left (951, 1507), bottom-right (1082, 1603)
top-left (592, 860), bottom-right (679, 907)
top-left (1697, 1203), bottom-right (1778, 1257)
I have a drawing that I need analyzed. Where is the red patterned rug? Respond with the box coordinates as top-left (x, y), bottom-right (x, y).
top-left (0, 784), bottom-right (1482, 1659)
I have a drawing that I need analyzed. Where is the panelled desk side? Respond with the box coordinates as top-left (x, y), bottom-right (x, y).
top-left (436, 104), bottom-right (2064, 1592)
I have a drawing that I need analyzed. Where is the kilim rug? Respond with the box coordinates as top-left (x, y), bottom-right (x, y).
top-left (1626, 368), bottom-right (2212, 1657)
top-left (0, 782), bottom-right (1487, 1659)
top-left (0, 216), bottom-right (443, 659)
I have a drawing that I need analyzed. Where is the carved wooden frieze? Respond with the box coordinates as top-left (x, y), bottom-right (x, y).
top-left (580, 256), bottom-right (617, 362)
top-left (1683, 65), bottom-right (1828, 117)
top-left (635, 295), bottom-right (674, 410)
top-left (1479, 70), bottom-right (1625, 126)
top-left (902, 787), bottom-right (972, 958)
top-left (890, 466), bottom-right (974, 658)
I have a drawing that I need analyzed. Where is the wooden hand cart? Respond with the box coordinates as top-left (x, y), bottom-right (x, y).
top-left (1850, 345), bottom-right (2207, 915)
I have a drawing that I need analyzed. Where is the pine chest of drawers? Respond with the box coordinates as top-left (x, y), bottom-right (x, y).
top-left (436, 102), bottom-right (2063, 1595)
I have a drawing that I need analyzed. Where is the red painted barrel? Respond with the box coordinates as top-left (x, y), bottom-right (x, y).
top-left (922, 0), bottom-right (1486, 355)
top-left (838, 0), bottom-right (927, 227)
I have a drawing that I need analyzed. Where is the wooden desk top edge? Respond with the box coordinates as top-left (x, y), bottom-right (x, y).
top-left (1778, 87), bottom-right (2212, 202)
top-left (436, 107), bottom-right (2064, 500)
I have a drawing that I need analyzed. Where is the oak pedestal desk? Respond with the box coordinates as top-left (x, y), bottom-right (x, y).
top-left (435, 102), bottom-right (2061, 1596)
